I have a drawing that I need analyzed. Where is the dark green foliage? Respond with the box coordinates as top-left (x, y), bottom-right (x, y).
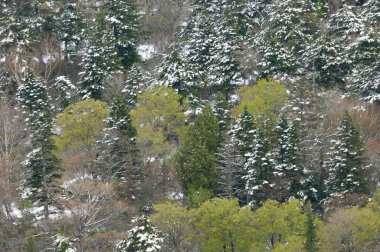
top-left (79, 11), bottom-right (120, 100)
top-left (176, 106), bottom-right (219, 195)
top-left (231, 106), bottom-right (256, 157)
top-left (304, 201), bottom-right (318, 252)
top-left (105, 0), bottom-right (142, 69)
top-left (17, 71), bottom-right (60, 205)
top-left (100, 96), bottom-right (142, 199)
top-left (325, 111), bottom-right (368, 194)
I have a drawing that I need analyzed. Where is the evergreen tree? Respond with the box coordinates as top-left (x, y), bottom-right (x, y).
top-left (54, 0), bottom-right (86, 60)
top-left (179, 1), bottom-right (215, 89)
top-left (307, 3), bottom-right (365, 87)
top-left (48, 234), bottom-right (76, 252)
top-left (254, 0), bottom-right (316, 77)
top-left (50, 76), bottom-right (77, 112)
top-left (325, 111), bottom-right (368, 194)
top-left (304, 201), bottom-right (318, 252)
top-left (79, 11), bottom-right (119, 100)
top-left (115, 215), bottom-right (163, 252)
top-left (105, 0), bottom-right (142, 69)
top-left (209, 10), bottom-right (242, 96)
top-left (176, 106), bottom-right (219, 194)
top-left (243, 125), bottom-right (274, 205)
top-left (122, 64), bottom-right (145, 109)
top-left (0, 0), bottom-right (43, 49)
top-left (230, 106), bottom-right (256, 157)
top-left (100, 96), bottom-right (143, 200)
top-left (17, 71), bottom-right (60, 218)
top-left (274, 115), bottom-right (306, 200)
top-left (158, 48), bottom-right (194, 100)
top-left (348, 2), bottom-right (380, 102)
top-left (212, 92), bottom-right (231, 145)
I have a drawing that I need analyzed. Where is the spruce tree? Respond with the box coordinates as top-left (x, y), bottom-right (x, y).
top-left (105, 0), bottom-right (142, 69)
top-left (116, 216), bottom-right (163, 252)
top-left (243, 125), bottom-right (274, 205)
top-left (179, 1), bottom-right (215, 89)
top-left (304, 201), bottom-right (318, 252)
top-left (158, 48), bottom-right (194, 100)
top-left (17, 71), bottom-right (60, 218)
top-left (325, 111), bottom-right (368, 194)
top-left (307, 3), bottom-right (365, 87)
top-left (54, 0), bottom-right (86, 60)
top-left (274, 115), bottom-right (306, 200)
top-left (254, 0), bottom-right (316, 77)
top-left (230, 106), bottom-right (256, 158)
top-left (100, 96), bottom-right (143, 200)
top-left (122, 64), bottom-right (145, 109)
top-left (50, 76), bottom-right (77, 112)
top-left (176, 106), bottom-right (219, 195)
top-left (79, 11), bottom-right (119, 100)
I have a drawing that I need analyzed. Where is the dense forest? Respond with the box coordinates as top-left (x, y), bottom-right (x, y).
top-left (0, 0), bottom-right (380, 251)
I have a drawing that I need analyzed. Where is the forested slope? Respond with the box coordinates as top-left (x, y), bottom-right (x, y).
top-left (0, 0), bottom-right (380, 251)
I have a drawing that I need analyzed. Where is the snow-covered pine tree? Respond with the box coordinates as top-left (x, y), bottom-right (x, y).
top-left (307, 3), bottom-right (365, 87)
top-left (274, 115), bottom-right (306, 200)
top-left (79, 11), bottom-right (120, 100)
top-left (212, 92), bottom-right (232, 145)
top-left (243, 0), bottom-right (272, 31)
top-left (254, 0), bottom-right (316, 77)
top-left (105, 0), bottom-right (142, 70)
top-left (17, 71), bottom-right (60, 218)
top-left (115, 215), bottom-right (163, 252)
top-left (158, 48), bottom-right (194, 101)
top-left (325, 111), bottom-right (368, 194)
top-left (0, 0), bottom-right (43, 49)
top-left (50, 76), bottom-right (77, 112)
top-left (54, 0), bottom-right (86, 60)
top-left (347, 1), bottom-right (380, 102)
top-left (230, 106), bottom-right (256, 159)
top-left (48, 234), bottom-right (76, 252)
top-left (179, 1), bottom-right (215, 90)
top-left (122, 63), bottom-right (145, 109)
top-left (100, 96), bottom-right (143, 200)
top-left (209, 5), bottom-right (242, 97)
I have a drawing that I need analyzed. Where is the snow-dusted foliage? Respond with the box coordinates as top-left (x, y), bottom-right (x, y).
top-left (54, 1), bottom-right (86, 60)
top-left (17, 71), bottom-right (60, 204)
top-left (158, 49), bottom-right (195, 98)
top-left (273, 115), bottom-right (306, 199)
top-left (115, 215), bottom-right (163, 252)
top-left (79, 12), bottom-right (119, 100)
top-left (254, 0), bottom-right (316, 77)
top-left (0, 1), bottom-right (43, 48)
top-left (230, 106), bottom-right (257, 156)
top-left (243, 127), bottom-right (274, 203)
top-left (122, 64), bottom-right (145, 109)
top-left (50, 76), bottom-right (77, 111)
top-left (48, 234), bottom-right (76, 252)
top-left (306, 3), bottom-right (365, 86)
top-left (325, 111), bottom-right (368, 194)
top-left (105, 0), bottom-right (142, 69)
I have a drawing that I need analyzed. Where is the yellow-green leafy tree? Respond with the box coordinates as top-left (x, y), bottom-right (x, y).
top-left (251, 199), bottom-right (305, 251)
top-left (54, 99), bottom-right (109, 154)
top-left (131, 85), bottom-right (187, 161)
top-left (151, 201), bottom-right (193, 251)
top-left (232, 79), bottom-right (288, 131)
top-left (192, 198), bottom-right (255, 252)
